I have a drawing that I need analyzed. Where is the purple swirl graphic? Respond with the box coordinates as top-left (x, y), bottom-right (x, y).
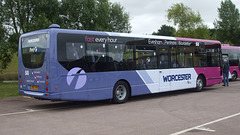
top-left (67, 67), bottom-right (87, 89)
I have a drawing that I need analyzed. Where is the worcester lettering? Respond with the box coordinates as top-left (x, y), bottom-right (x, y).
top-left (163, 74), bottom-right (191, 82)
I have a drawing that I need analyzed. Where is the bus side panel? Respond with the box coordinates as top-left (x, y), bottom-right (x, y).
top-left (169, 68), bottom-right (198, 91)
top-left (194, 67), bottom-right (222, 86)
top-left (136, 68), bottom-right (198, 92)
top-left (136, 70), bottom-right (160, 93)
top-left (57, 64), bottom-right (89, 101)
top-left (56, 62), bottom-right (152, 101)
top-left (85, 71), bottom-right (151, 100)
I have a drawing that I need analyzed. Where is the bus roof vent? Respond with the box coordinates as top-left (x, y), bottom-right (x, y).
top-left (49, 24), bottom-right (60, 29)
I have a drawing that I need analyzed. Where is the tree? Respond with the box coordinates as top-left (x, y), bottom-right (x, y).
top-left (0, 0), bottom-right (62, 71)
top-left (0, 0), bottom-right (131, 71)
top-left (152, 24), bottom-right (175, 36)
top-left (60, 0), bottom-right (88, 29)
top-left (109, 3), bottom-right (131, 33)
top-left (95, 0), bottom-right (111, 31)
top-left (214, 0), bottom-right (240, 45)
top-left (3, 0), bottom-right (61, 35)
top-left (0, 25), bottom-right (12, 72)
top-left (0, 1), bottom-right (12, 72)
top-left (167, 3), bottom-right (210, 39)
top-left (209, 28), bottom-right (217, 40)
top-left (60, 0), bottom-right (131, 32)
top-left (0, 43), bottom-right (12, 72)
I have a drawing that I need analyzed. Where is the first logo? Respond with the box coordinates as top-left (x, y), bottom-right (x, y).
top-left (66, 68), bottom-right (87, 89)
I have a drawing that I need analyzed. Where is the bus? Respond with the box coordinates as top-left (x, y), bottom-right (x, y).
top-left (221, 44), bottom-right (240, 81)
top-left (18, 24), bottom-right (222, 103)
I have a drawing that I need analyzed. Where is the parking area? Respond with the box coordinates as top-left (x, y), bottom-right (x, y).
top-left (0, 80), bottom-right (240, 135)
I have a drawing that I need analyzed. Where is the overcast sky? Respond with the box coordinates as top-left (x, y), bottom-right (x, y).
top-left (109, 0), bottom-right (240, 34)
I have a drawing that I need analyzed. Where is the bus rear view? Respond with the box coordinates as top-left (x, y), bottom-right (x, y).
top-left (18, 33), bottom-right (52, 100)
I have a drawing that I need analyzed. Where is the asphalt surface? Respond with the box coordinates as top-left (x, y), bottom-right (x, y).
top-left (1, 80), bottom-right (240, 135)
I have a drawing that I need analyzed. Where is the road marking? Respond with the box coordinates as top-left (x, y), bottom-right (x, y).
top-left (171, 112), bottom-right (240, 135)
top-left (195, 127), bottom-right (215, 132)
top-left (0, 109), bottom-right (48, 117)
top-left (0, 105), bottom-right (77, 117)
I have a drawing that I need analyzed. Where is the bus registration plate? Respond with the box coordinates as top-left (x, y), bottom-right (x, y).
top-left (31, 85), bottom-right (38, 90)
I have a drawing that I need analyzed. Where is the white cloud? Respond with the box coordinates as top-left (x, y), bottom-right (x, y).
top-left (110, 0), bottom-right (240, 34)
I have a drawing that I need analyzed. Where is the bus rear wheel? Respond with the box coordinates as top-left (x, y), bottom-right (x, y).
top-left (112, 81), bottom-right (130, 104)
top-left (195, 76), bottom-right (205, 92)
top-left (231, 72), bottom-right (237, 81)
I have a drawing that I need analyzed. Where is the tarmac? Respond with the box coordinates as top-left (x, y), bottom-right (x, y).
top-left (0, 80), bottom-right (240, 135)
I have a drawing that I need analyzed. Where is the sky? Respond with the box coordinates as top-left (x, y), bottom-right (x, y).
top-left (109, 0), bottom-right (240, 34)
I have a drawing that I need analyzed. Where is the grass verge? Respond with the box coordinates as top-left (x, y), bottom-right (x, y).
top-left (0, 53), bottom-right (18, 81)
top-left (0, 82), bottom-right (19, 99)
top-left (0, 72), bottom-right (18, 81)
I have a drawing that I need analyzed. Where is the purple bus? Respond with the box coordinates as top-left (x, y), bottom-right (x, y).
top-left (221, 44), bottom-right (240, 80)
top-left (18, 24), bottom-right (222, 103)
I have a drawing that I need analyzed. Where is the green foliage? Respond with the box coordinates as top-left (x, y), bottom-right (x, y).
top-left (0, 14), bottom-right (12, 72)
top-left (95, 0), bottom-right (111, 31)
top-left (175, 24), bottom-right (210, 39)
top-left (0, 0), bottom-right (131, 71)
top-left (60, 0), bottom-right (131, 32)
top-left (0, 54), bottom-right (18, 81)
top-left (110, 3), bottom-right (131, 33)
top-left (0, 44), bottom-right (12, 72)
top-left (3, 0), bottom-right (62, 34)
top-left (0, 72), bottom-right (18, 81)
top-left (152, 24), bottom-right (175, 36)
top-left (167, 3), bottom-right (210, 39)
top-left (214, 0), bottom-right (240, 45)
top-left (0, 82), bottom-right (19, 98)
top-left (193, 25), bottom-right (211, 39)
top-left (209, 28), bottom-right (217, 40)
top-left (167, 3), bottom-right (202, 29)
top-left (3, 54), bottom-right (18, 72)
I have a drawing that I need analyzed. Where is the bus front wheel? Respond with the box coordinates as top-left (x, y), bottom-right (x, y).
top-left (112, 81), bottom-right (130, 104)
top-left (195, 76), bottom-right (205, 92)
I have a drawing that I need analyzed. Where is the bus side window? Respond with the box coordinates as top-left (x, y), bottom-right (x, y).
top-left (121, 45), bottom-right (134, 70)
top-left (64, 42), bottom-right (87, 70)
top-left (159, 48), bottom-right (169, 69)
top-left (193, 45), bottom-right (207, 67)
top-left (207, 48), bottom-right (221, 67)
top-left (171, 46), bottom-right (178, 68)
top-left (177, 46), bottom-right (193, 68)
top-left (87, 43), bottom-right (107, 72)
top-left (136, 46), bottom-right (157, 70)
top-left (108, 44), bottom-right (125, 71)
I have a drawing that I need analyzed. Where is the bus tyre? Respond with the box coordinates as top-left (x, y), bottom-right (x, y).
top-left (231, 72), bottom-right (237, 81)
top-left (195, 76), bottom-right (204, 92)
top-left (112, 81), bottom-right (130, 104)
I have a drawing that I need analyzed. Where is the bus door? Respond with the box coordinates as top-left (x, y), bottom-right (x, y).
top-left (158, 46), bottom-right (171, 92)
